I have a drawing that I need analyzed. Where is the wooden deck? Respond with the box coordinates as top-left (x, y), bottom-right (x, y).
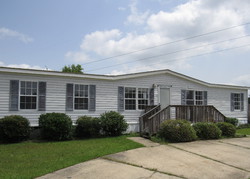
top-left (139, 105), bottom-right (226, 136)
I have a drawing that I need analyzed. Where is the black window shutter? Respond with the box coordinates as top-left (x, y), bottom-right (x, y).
top-left (66, 83), bottom-right (74, 111)
top-left (181, 90), bottom-right (186, 105)
top-left (149, 88), bottom-right (154, 105)
top-left (118, 86), bottom-right (124, 111)
top-left (9, 80), bottom-right (19, 111)
top-left (203, 91), bottom-right (207, 105)
top-left (240, 93), bottom-right (244, 111)
top-left (38, 82), bottom-right (46, 111)
top-left (230, 93), bottom-right (234, 112)
top-left (89, 85), bottom-right (96, 111)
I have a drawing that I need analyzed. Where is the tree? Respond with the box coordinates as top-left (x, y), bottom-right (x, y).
top-left (62, 64), bottom-right (83, 74)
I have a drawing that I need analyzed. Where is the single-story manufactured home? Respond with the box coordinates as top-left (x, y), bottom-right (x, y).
top-left (0, 66), bottom-right (248, 132)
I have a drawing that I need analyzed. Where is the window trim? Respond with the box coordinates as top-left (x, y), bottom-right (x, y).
top-left (124, 87), bottom-right (149, 111)
top-left (182, 90), bottom-right (207, 106)
top-left (19, 81), bottom-right (38, 111)
top-left (73, 84), bottom-right (89, 111)
top-left (195, 91), bottom-right (204, 105)
top-left (124, 87), bottom-right (136, 110)
top-left (231, 93), bottom-right (244, 112)
top-left (138, 88), bottom-right (149, 110)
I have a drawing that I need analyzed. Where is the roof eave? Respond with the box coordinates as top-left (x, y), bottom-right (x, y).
top-left (0, 66), bottom-right (249, 90)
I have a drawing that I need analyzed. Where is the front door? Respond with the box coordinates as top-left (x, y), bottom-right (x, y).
top-left (160, 88), bottom-right (170, 108)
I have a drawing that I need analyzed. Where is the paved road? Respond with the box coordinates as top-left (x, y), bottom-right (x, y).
top-left (38, 137), bottom-right (250, 179)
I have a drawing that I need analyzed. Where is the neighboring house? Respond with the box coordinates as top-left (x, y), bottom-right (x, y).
top-left (0, 67), bottom-right (248, 132)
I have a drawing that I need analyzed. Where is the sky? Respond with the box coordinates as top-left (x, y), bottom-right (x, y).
top-left (1, 0), bottom-right (250, 91)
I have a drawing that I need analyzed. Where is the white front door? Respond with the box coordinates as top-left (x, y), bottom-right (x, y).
top-left (160, 88), bottom-right (170, 108)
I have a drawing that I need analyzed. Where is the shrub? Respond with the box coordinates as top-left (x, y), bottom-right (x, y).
top-left (225, 118), bottom-right (238, 126)
top-left (237, 123), bottom-right (250, 129)
top-left (193, 122), bottom-right (221, 140)
top-left (0, 115), bottom-right (30, 142)
top-left (100, 111), bottom-right (128, 136)
top-left (216, 122), bottom-right (236, 137)
top-left (75, 116), bottom-right (101, 138)
top-left (39, 113), bottom-right (72, 141)
top-left (158, 119), bottom-right (197, 142)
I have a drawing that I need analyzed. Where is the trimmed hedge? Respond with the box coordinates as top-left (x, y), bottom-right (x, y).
top-left (75, 116), bottom-right (101, 138)
top-left (216, 122), bottom-right (236, 137)
top-left (193, 122), bottom-right (221, 140)
top-left (237, 123), bottom-right (250, 129)
top-left (225, 118), bottom-right (238, 126)
top-left (0, 115), bottom-right (30, 143)
top-left (158, 119), bottom-right (197, 142)
top-left (39, 113), bottom-right (72, 141)
top-left (100, 111), bottom-right (128, 136)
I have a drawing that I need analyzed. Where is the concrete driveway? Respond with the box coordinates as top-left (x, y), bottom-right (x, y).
top-left (38, 137), bottom-right (250, 179)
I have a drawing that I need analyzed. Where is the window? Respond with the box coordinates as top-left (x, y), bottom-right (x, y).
top-left (124, 87), bottom-right (149, 110)
top-left (74, 84), bottom-right (88, 110)
top-left (186, 90), bottom-right (194, 105)
top-left (20, 81), bottom-right (37, 109)
top-left (182, 90), bottom-right (207, 105)
top-left (125, 87), bottom-right (136, 110)
top-left (195, 91), bottom-right (204, 105)
top-left (138, 88), bottom-right (148, 110)
top-left (231, 93), bottom-right (244, 111)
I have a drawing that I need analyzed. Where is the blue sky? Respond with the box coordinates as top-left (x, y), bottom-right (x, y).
top-left (1, 0), bottom-right (250, 90)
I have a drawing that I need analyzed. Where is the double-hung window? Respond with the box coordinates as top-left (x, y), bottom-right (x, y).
top-left (186, 90), bottom-right (194, 105)
top-left (138, 88), bottom-right (148, 110)
top-left (20, 81), bottom-right (38, 109)
top-left (195, 91), bottom-right (204, 105)
top-left (125, 87), bottom-right (136, 110)
top-left (182, 90), bottom-right (207, 105)
top-left (231, 93), bottom-right (244, 111)
top-left (74, 84), bottom-right (88, 110)
top-left (124, 87), bottom-right (149, 110)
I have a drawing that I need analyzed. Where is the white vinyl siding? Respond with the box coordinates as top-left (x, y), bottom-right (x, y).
top-left (0, 69), bottom-right (248, 129)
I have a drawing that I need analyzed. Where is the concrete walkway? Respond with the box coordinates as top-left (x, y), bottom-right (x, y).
top-left (38, 137), bottom-right (250, 179)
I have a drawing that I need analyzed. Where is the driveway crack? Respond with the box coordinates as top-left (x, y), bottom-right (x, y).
top-left (218, 140), bottom-right (250, 150)
top-left (168, 144), bottom-right (250, 173)
top-left (101, 156), bottom-right (187, 179)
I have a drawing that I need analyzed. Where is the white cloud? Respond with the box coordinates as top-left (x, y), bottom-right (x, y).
top-left (125, 0), bottom-right (150, 25)
top-left (80, 29), bottom-right (122, 56)
top-left (147, 0), bottom-right (248, 40)
top-left (0, 61), bottom-right (44, 70)
top-left (66, 0), bottom-right (250, 74)
top-left (0, 27), bottom-right (33, 43)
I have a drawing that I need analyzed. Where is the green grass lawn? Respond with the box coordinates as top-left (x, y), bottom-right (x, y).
top-left (236, 128), bottom-right (250, 135)
top-left (0, 136), bottom-right (143, 179)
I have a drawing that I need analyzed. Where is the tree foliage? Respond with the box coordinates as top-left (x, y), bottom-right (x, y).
top-left (62, 64), bottom-right (83, 74)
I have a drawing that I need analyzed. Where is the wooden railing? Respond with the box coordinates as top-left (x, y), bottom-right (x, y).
top-left (144, 105), bottom-right (157, 113)
top-left (139, 105), bottom-right (161, 135)
top-left (140, 105), bottom-right (226, 136)
top-left (174, 105), bottom-right (225, 123)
